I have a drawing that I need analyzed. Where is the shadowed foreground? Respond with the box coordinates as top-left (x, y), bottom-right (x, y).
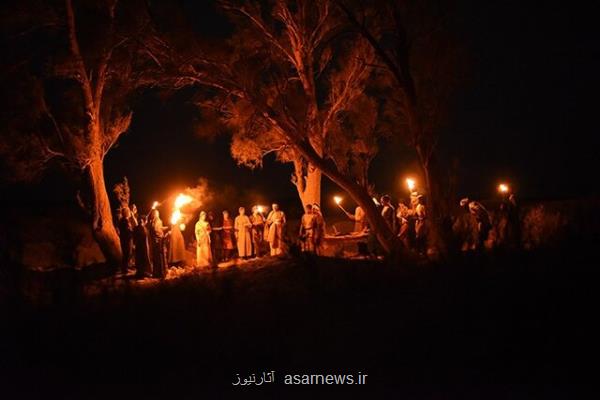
top-left (0, 245), bottom-right (596, 398)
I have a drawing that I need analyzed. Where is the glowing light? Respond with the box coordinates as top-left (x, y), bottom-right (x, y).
top-left (406, 178), bottom-right (416, 191)
top-left (372, 197), bottom-right (380, 206)
top-left (334, 196), bottom-right (343, 205)
top-left (174, 193), bottom-right (193, 209)
top-left (257, 205), bottom-right (265, 213)
top-left (179, 223), bottom-right (186, 231)
top-left (151, 201), bottom-right (159, 210)
top-left (498, 183), bottom-right (509, 193)
top-left (170, 209), bottom-right (182, 225)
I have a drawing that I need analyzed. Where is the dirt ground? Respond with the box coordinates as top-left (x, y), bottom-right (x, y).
top-left (0, 242), bottom-right (596, 398)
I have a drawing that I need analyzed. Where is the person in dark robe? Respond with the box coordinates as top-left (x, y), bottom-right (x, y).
top-left (207, 211), bottom-right (220, 266)
top-left (221, 210), bottom-right (235, 261)
top-left (380, 195), bottom-right (396, 234)
top-left (148, 209), bottom-right (168, 279)
top-left (133, 216), bottom-right (152, 278)
top-left (250, 206), bottom-right (265, 258)
top-left (168, 223), bottom-right (186, 267)
top-left (460, 198), bottom-right (491, 251)
top-left (312, 204), bottom-right (325, 255)
top-left (118, 207), bottom-right (135, 275)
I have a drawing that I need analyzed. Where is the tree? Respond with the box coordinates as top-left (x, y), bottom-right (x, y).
top-left (165, 0), bottom-right (401, 254)
top-left (0, 0), bottom-right (167, 264)
top-left (336, 0), bottom-right (465, 254)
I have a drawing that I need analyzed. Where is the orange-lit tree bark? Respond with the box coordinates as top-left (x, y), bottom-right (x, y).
top-left (1, 0), bottom-right (167, 264)
top-left (166, 0), bottom-right (400, 253)
top-left (336, 0), bottom-right (464, 255)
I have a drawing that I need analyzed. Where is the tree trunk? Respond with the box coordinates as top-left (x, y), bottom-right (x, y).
top-left (86, 155), bottom-right (122, 265)
top-left (417, 148), bottom-right (448, 257)
top-left (298, 166), bottom-right (321, 207)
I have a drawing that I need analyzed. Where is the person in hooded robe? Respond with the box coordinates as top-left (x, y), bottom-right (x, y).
top-left (133, 216), bottom-right (152, 278)
top-left (221, 210), bottom-right (235, 261)
top-left (266, 203), bottom-right (286, 256)
top-left (343, 205), bottom-right (367, 233)
top-left (380, 195), bottom-right (396, 234)
top-left (207, 211), bottom-right (220, 265)
top-left (118, 207), bottom-right (135, 275)
top-left (299, 204), bottom-right (317, 253)
top-left (168, 222), bottom-right (186, 267)
top-left (148, 209), bottom-right (168, 279)
top-left (195, 211), bottom-right (213, 268)
top-left (250, 206), bottom-right (265, 258)
top-left (397, 201), bottom-right (413, 249)
top-left (234, 207), bottom-right (253, 259)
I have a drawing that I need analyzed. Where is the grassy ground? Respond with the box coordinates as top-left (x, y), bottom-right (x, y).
top-left (0, 244), bottom-right (596, 398)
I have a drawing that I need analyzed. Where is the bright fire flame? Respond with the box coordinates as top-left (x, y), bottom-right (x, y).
top-left (151, 201), bottom-right (159, 210)
top-left (498, 183), bottom-right (509, 193)
top-left (179, 223), bottom-right (186, 231)
top-left (170, 209), bottom-right (182, 225)
top-left (406, 178), bottom-right (416, 191)
top-left (334, 196), bottom-right (343, 205)
top-left (174, 193), bottom-right (193, 209)
top-left (257, 205), bottom-right (265, 213)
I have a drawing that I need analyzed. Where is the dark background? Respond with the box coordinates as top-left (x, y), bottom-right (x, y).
top-left (3, 0), bottom-right (599, 215)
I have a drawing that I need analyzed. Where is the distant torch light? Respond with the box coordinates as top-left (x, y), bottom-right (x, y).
top-left (498, 183), bottom-right (509, 193)
top-left (334, 196), bottom-right (343, 205)
top-left (406, 178), bottom-right (416, 192)
top-left (179, 223), bottom-right (186, 231)
top-left (257, 205), bottom-right (264, 213)
top-left (152, 201), bottom-right (159, 210)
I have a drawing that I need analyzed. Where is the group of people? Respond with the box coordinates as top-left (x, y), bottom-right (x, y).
top-left (117, 206), bottom-right (171, 279)
top-left (116, 203), bottom-right (291, 279)
top-left (194, 204), bottom-right (288, 268)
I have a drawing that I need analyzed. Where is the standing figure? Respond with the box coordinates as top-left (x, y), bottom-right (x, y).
top-left (497, 192), bottom-right (520, 250)
top-left (148, 209), bottom-right (168, 279)
top-left (118, 207), bottom-right (135, 275)
top-left (234, 207), bottom-right (253, 259)
top-left (397, 201), bottom-right (413, 249)
top-left (133, 216), bottom-right (152, 278)
top-left (380, 195), bottom-right (396, 234)
top-left (460, 198), bottom-right (491, 251)
top-left (414, 195), bottom-right (428, 255)
top-left (266, 203), bottom-right (286, 256)
top-left (344, 206), bottom-right (367, 233)
top-left (250, 206), bottom-right (265, 258)
top-left (312, 203), bottom-right (326, 255)
top-left (207, 211), bottom-right (220, 266)
top-left (299, 204), bottom-right (318, 253)
top-left (195, 211), bottom-right (213, 268)
top-left (221, 210), bottom-right (235, 261)
top-left (168, 223), bottom-right (186, 267)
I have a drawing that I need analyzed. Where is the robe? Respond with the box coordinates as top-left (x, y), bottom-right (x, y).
top-left (250, 213), bottom-right (265, 257)
top-left (234, 215), bottom-right (253, 257)
top-left (195, 220), bottom-right (212, 267)
top-left (299, 212), bottom-right (317, 252)
top-left (149, 217), bottom-right (167, 279)
top-left (266, 210), bottom-right (286, 256)
top-left (221, 218), bottom-right (235, 250)
top-left (133, 224), bottom-right (151, 277)
top-left (381, 205), bottom-right (396, 233)
top-left (118, 216), bottom-right (134, 273)
top-left (353, 206), bottom-right (366, 233)
top-left (168, 224), bottom-right (186, 265)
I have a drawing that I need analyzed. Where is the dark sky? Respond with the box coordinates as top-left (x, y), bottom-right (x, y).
top-left (97, 0), bottom-right (599, 214)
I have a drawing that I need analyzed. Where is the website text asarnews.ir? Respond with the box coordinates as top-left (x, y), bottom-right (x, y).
top-left (283, 373), bottom-right (368, 385)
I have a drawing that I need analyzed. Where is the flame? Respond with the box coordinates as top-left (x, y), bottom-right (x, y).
top-left (179, 223), bottom-right (186, 231)
top-left (170, 209), bottom-right (182, 225)
top-left (257, 205), bottom-right (265, 213)
top-left (406, 178), bottom-right (416, 191)
top-left (498, 183), bottom-right (509, 193)
top-left (334, 196), bottom-right (343, 205)
top-left (174, 193), bottom-right (193, 209)
top-left (151, 201), bottom-right (159, 210)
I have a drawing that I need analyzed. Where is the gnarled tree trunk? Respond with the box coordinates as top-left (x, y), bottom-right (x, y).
top-left (86, 155), bottom-right (121, 265)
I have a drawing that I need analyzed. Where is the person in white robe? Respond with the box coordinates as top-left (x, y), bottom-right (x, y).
top-left (234, 207), bottom-right (253, 259)
top-left (266, 203), bottom-right (286, 256)
top-left (195, 211), bottom-right (213, 268)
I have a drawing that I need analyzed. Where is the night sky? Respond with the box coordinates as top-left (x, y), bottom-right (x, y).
top-left (8, 1), bottom-right (598, 214)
